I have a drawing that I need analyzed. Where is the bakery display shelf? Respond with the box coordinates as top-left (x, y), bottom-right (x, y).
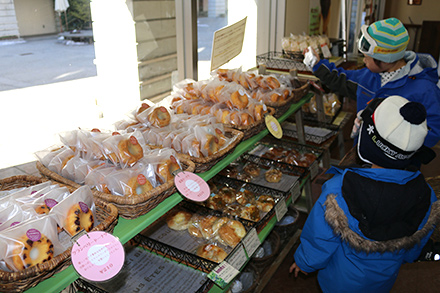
top-left (23, 93), bottom-right (313, 293)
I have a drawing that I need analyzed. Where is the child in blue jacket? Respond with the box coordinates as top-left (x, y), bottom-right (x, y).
top-left (290, 96), bottom-right (440, 292)
top-left (308, 18), bottom-right (440, 148)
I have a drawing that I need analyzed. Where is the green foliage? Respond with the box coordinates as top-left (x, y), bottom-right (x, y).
top-left (59, 0), bottom-right (92, 30)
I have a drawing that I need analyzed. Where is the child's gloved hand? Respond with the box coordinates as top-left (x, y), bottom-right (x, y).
top-left (303, 46), bottom-right (320, 70)
top-left (350, 110), bottom-right (364, 139)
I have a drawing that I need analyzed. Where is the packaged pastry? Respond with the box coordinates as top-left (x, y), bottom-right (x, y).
top-left (0, 215), bottom-right (64, 271)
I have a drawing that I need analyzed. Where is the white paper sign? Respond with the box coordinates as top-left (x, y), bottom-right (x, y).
top-left (242, 228), bottom-right (260, 257)
top-left (275, 198), bottom-right (288, 221)
top-left (211, 17), bottom-right (247, 71)
top-left (227, 244), bottom-right (247, 270)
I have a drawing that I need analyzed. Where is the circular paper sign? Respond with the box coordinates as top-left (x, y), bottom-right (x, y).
top-left (265, 115), bottom-right (283, 139)
top-left (174, 171), bottom-right (210, 202)
top-left (71, 231), bottom-right (125, 282)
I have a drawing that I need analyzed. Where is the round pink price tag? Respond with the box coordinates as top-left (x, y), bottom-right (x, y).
top-left (71, 231), bottom-right (125, 282)
top-left (174, 171), bottom-right (210, 202)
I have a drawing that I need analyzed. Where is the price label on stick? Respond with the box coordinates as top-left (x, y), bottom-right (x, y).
top-left (265, 115), bottom-right (283, 139)
top-left (71, 231), bottom-right (125, 282)
top-left (208, 261), bottom-right (240, 288)
top-left (174, 171), bottom-right (210, 202)
top-left (242, 228), bottom-right (260, 257)
top-left (275, 198), bottom-right (288, 222)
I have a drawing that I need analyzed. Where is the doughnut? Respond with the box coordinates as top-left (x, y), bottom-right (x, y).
top-left (218, 219), bottom-right (246, 247)
top-left (61, 155), bottom-right (74, 169)
top-left (256, 195), bottom-right (275, 212)
top-left (253, 104), bottom-right (266, 121)
top-left (136, 102), bottom-right (150, 115)
top-left (12, 233), bottom-right (54, 270)
top-left (166, 210), bottom-right (193, 231)
top-left (265, 169), bottom-right (283, 183)
top-left (126, 174), bottom-right (153, 196)
top-left (240, 112), bottom-right (255, 126)
top-left (196, 244), bottom-right (227, 263)
top-left (236, 190), bottom-right (255, 205)
top-left (118, 136), bottom-right (144, 166)
top-left (187, 214), bottom-right (203, 238)
top-left (230, 91), bottom-right (249, 109)
top-left (218, 187), bottom-right (236, 204)
top-left (157, 157), bottom-right (180, 183)
top-left (199, 215), bottom-right (220, 239)
top-left (204, 134), bottom-right (219, 156)
top-left (65, 202), bottom-right (94, 236)
top-left (148, 106), bottom-right (171, 127)
top-left (266, 76), bottom-right (281, 89)
top-left (206, 194), bottom-right (226, 210)
top-left (240, 204), bottom-right (260, 221)
top-left (243, 163), bottom-right (261, 177)
top-left (255, 76), bottom-right (269, 90)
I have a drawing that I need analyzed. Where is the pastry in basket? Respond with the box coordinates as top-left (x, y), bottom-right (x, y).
top-left (64, 202), bottom-right (94, 236)
top-left (12, 233), bottom-right (54, 270)
top-left (204, 134), bottom-right (219, 156)
top-left (196, 243), bottom-right (227, 263)
top-left (136, 102), bottom-right (150, 116)
top-left (256, 195), bottom-right (275, 212)
top-left (243, 163), bottom-right (261, 178)
top-left (118, 136), bottom-right (144, 166)
top-left (148, 106), bottom-right (171, 127)
top-left (265, 169), bottom-right (283, 183)
top-left (218, 186), bottom-right (236, 204)
top-left (166, 210), bottom-right (193, 231)
top-left (157, 156), bottom-right (180, 183)
top-left (218, 219), bottom-right (246, 247)
top-left (125, 174), bottom-right (153, 196)
top-left (230, 91), bottom-right (249, 109)
top-left (240, 204), bottom-right (261, 222)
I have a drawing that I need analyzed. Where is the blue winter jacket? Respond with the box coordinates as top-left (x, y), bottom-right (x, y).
top-left (294, 166), bottom-right (439, 293)
top-left (313, 52), bottom-right (440, 147)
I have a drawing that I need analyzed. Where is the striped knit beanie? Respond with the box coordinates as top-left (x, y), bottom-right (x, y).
top-left (367, 18), bottom-right (409, 63)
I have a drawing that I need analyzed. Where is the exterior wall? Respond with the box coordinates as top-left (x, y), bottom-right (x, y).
top-left (208, 0), bottom-right (226, 17)
top-left (133, 0), bottom-right (177, 101)
top-left (13, 0), bottom-right (57, 37)
top-left (0, 0), bottom-right (19, 38)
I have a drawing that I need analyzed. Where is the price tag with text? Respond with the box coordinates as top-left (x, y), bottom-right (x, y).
top-left (242, 228), bottom-right (260, 257)
top-left (227, 244), bottom-right (247, 270)
top-left (290, 180), bottom-right (301, 203)
top-left (207, 261), bottom-right (240, 288)
top-left (321, 43), bottom-right (332, 58)
top-left (265, 115), bottom-right (283, 139)
top-left (310, 160), bottom-right (319, 180)
top-left (275, 198), bottom-right (288, 221)
top-left (174, 171), bottom-right (210, 202)
top-left (71, 231), bottom-right (125, 282)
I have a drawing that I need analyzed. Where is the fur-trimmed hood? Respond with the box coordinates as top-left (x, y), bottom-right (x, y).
top-left (324, 193), bottom-right (440, 254)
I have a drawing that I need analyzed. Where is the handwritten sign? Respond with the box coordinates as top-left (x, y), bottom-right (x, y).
top-left (211, 17), bottom-right (247, 71)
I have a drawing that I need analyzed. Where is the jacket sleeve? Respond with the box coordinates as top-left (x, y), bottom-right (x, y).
top-left (312, 59), bottom-right (359, 100)
top-left (294, 194), bottom-right (340, 273)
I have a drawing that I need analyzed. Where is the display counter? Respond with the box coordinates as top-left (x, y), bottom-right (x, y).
top-left (25, 94), bottom-right (312, 293)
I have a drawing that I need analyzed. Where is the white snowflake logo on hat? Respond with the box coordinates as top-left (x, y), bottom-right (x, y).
top-left (367, 124), bottom-right (375, 135)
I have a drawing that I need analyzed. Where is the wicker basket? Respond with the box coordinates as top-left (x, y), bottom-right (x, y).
top-left (182, 128), bottom-right (244, 173)
top-left (265, 82), bottom-right (310, 118)
top-left (223, 107), bottom-right (276, 141)
top-left (36, 156), bottom-right (195, 219)
top-left (0, 175), bottom-right (119, 293)
top-left (250, 230), bottom-right (281, 271)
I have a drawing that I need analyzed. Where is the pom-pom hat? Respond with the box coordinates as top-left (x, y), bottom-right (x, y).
top-left (358, 18), bottom-right (409, 63)
top-left (357, 96), bottom-right (428, 169)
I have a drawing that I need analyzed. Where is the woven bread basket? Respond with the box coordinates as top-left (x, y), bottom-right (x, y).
top-left (223, 107), bottom-right (275, 140)
top-left (0, 175), bottom-right (118, 293)
top-left (36, 156), bottom-right (195, 219)
top-left (264, 82), bottom-right (310, 118)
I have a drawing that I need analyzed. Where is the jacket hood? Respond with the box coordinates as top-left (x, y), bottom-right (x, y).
top-left (324, 194), bottom-right (440, 254)
top-left (403, 51), bottom-right (439, 83)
